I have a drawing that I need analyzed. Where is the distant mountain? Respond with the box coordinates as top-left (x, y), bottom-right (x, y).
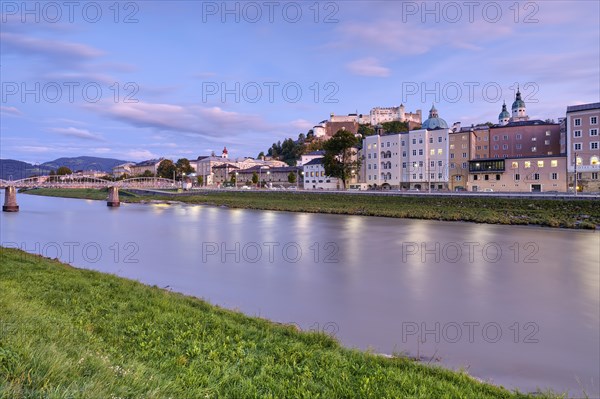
top-left (0, 156), bottom-right (130, 180)
top-left (0, 159), bottom-right (51, 180)
top-left (40, 157), bottom-right (130, 173)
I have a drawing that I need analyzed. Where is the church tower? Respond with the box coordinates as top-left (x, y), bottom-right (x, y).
top-left (221, 147), bottom-right (229, 159)
top-left (498, 101), bottom-right (510, 126)
top-left (511, 86), bottom-right (529, 122)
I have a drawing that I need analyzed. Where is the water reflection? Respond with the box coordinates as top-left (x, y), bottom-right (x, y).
top-left (1, 192), bottom-right (598, 398)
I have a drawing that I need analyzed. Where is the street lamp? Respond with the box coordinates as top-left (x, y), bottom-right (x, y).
top-left (267, 171), bottom-right (271, 188)
top-left (235, 172), bottom-right (239, 189)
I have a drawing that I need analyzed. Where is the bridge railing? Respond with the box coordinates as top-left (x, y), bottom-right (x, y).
top-left (0, 176), bottom-right (179, 189)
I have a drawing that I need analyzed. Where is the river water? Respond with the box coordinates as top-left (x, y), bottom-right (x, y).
top-left (1, 192), bottom-right (598, 397)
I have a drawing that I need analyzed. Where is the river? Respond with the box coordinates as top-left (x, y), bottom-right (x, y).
top-left (1, 192), bottom-right (598, 397)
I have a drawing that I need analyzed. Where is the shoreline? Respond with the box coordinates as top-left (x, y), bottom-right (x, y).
top-left (20, 188), bottom-right (600, 229)
top-left (0, 247), bottom-right (558, 398)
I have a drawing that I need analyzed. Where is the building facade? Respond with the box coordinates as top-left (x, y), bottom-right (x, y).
top-left (468, 155), bottom-right (568, 193)
top-left (362, 105), bottom-right (450, 190)
top-left (566, 102), bottom-right (600, 192)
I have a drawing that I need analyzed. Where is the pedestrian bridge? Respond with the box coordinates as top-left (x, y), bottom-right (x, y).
top-left (0, 177), bottom-right (179, 212)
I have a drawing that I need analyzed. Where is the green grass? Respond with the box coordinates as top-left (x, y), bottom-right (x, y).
top-left (0, 247), bottom-right (558, 399)
top-left (24, 188), bottom-right (600, 229)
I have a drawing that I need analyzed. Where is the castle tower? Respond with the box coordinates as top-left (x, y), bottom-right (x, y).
top-left (222, 147), bottom-right (228, 159)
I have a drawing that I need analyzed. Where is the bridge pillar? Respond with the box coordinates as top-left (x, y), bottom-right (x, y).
top-left (107, 186), bottom-right (120, 207)
top-left (3, 186), bottom-right (19, 212)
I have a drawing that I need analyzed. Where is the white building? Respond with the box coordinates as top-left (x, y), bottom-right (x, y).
top-left (302, 158), bottom-right (341, 190)
top-left (369, 104), bottom-right (422, 126)
top-left (298, 150), bottom-right (325, 167)
top-left (362, 105), bottom-right (450, 190)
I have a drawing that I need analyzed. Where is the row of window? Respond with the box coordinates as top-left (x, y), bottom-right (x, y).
top-left (573, 116), bottom-right (598, 126)
top-left (575, 156), bottom-right (599, 166)
top-left (573, 142), bottom-right (599, 151)
top-left (492, 131), bottom-right (552, 141)
top-left (573, 129), bottom-right (598, 137)
top-left (473, 173), bottom-right (559, 181)
top-left (366, 136), bottom-right (445, 149)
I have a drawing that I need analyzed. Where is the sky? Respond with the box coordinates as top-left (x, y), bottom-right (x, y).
top-left (1, 0), bottom-right (599, 164)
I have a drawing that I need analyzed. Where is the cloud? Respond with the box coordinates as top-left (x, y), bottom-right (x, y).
top-left (87, 101), bottom-right (274, 139)
top-left (49, 127), bottom-right (105, 141)
top-left (125, 149), bottom-right (158, 160)
top-left (0, 106), bottom-right (23, 116)
top-left (0, 32), bottom-right (103, 64)
top-left (346, 57), bottom-right (391, 77)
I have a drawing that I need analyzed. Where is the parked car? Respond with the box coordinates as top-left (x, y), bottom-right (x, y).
top-left (483, 188), bottom-right (494, 192)
top-left (241, 185), bottom-right (252, 190)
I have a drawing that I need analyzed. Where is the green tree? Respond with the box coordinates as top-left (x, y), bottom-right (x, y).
top-left (256, 151), bottom-right (265, 159)
top-left (322, 129), bottom-right (361, 190)
top-left (230, 174), bottom-right (236, 184)
top-left (141, 170), bottom-right (154, 178)
top-left (56, 166), bottom-right (72, 175)
top-left (252, 171), bottom-right (259, 185)
top-left (157, 159), bottom-right (177, 179)
top-left (381, 121), bottom-right (409, 133)
top-left (176, 158), bottom-right (194, 176)
top-left (288, 171), bottom-right (297, 184)
top-left (358, 124), bottom-right (375, 137)
top-left (197, 176), bottom-right (204, 186)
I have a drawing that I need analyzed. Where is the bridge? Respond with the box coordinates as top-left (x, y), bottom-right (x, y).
top-left (0, 177), bottom-right (179, 212)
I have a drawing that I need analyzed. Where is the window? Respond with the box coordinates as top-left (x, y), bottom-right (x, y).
top-left (438, 160), bottom-right (443, 166)
top-left (450, 144), bottom-right (455, 150)
top-left (473, 175), bottom-right (478, 181)
top-left (493, 135), bottom-right (499, 141)
top-left (402, 141), bottom-right (405, 146)
top-left (438, 149), bottom-right (443, 155)
top-left (591, 116), bottom-right (598, 125)
top-left (516, 134), bottom-right (522, 140)
top-left (368, 164), bottom-right (371, 170)
top-left (418, 149), bottom-right (424, 155)
top-left (402, 151), bottom-right (407, 157)
top-left (387, 142), bottom-right (390, 147)
top-left (544, 140), bottom-right (550, 145)
top-left (484, 145), bottom-right (488, 150)
top-left (462, 162), bottom-right (468, 169)
top-left (503, 144), bottom-right (508, 150)
top-left (592, 172), bottom-right (598, 180)
top-left (456, 175), bottom-right (462, 181)
top-left (402, 162), bottom-right (407, 168)
top-left (374, 164), bottom-right (377, 169)
top-left (429, 137), bottom-right (434, 143)
top-left (592, 156), bottom-right (599, 165)
top-left (576, 157), bottom-right (582, 165)
top-left (551, 173), bottom-right (558, 180)
top-left (430, 149), bottom-right (435, 155)
top-left (438, 173), bottom-right (443, 179)
top-left (516, 144), bottom-right (522, 149)
top-left (419, 161), bottom-right (424, 167)
top-left (412, 150), bottom-right (417, 156)
top-left (574, 118), bottom-right (581, 126)
top-left (496, 174), bottom-right (501, 181)
top-left (419, 174), bottom-right (423, 179)
top-left (537, 161), bottom-right (544, 168)
top-left (493, 145), bottom-right (499, 150)
top-left (419, 138), bottom-right (423, 144)
top-left (515, 173), bottom-right (520, 181)
top-left (551, 160), bottom-right (558, 167)
top-left (574, 143), bottom-right (582, 150)
top-left (524, 161), bottom-right (531, 168)
top-left (546, 131), bottom-right (551, 136)
top-left (430, 161), bottom-right (435, 167)
top-left (591, 142), bottom-right (599, 150)
top-left (438, 137), bottom-right (443, 143)
top-left (591, 129), bottom-right (598, 136)
top-left (450, 162), bottom-right (455, 168)
top-left (531, 137), bottom-right (537, 141)
top-left (533, 173), bottom-right (540, 180)
top-left (574, 130), bottom-right (582, 137)
top-left (512, 162), bottom-right (518, 169)
top-left (531, 146), bottom-right (537, 152)
top-left (484, 175), bottom-right (489, 181)
top-left (477, 146), bottom-right (481, 150)
top-left (373, 153), bottom-right (377, 158)
top-left (430, 173), bottom-right (435, 179)
top-left (412, 139), bottom-right (416, 145)
top-left (368, 154), bottom-right (371, 159)
top-left (503, 135), bottom-right (509, 140)
top-left (450, 153), bottom-right (455, 159)
top-left (412, 174), bottom-right (417, 179)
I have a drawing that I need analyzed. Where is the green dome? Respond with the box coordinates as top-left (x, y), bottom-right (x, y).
top-left (422, 104), bottom-right (448, 129)
top-left (512, 89), bottom-right (526, 110)
top-left (499, 101), bottom-right (510, 119)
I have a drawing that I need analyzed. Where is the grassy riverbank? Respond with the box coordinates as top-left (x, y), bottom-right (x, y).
top-left (24, 188), bottom-right (600, 229)
top-left (0, 247), bottom-right (554, 398)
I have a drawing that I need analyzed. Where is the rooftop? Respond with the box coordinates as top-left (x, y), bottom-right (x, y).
top-left (566, 102), bottom-right (600, 113)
